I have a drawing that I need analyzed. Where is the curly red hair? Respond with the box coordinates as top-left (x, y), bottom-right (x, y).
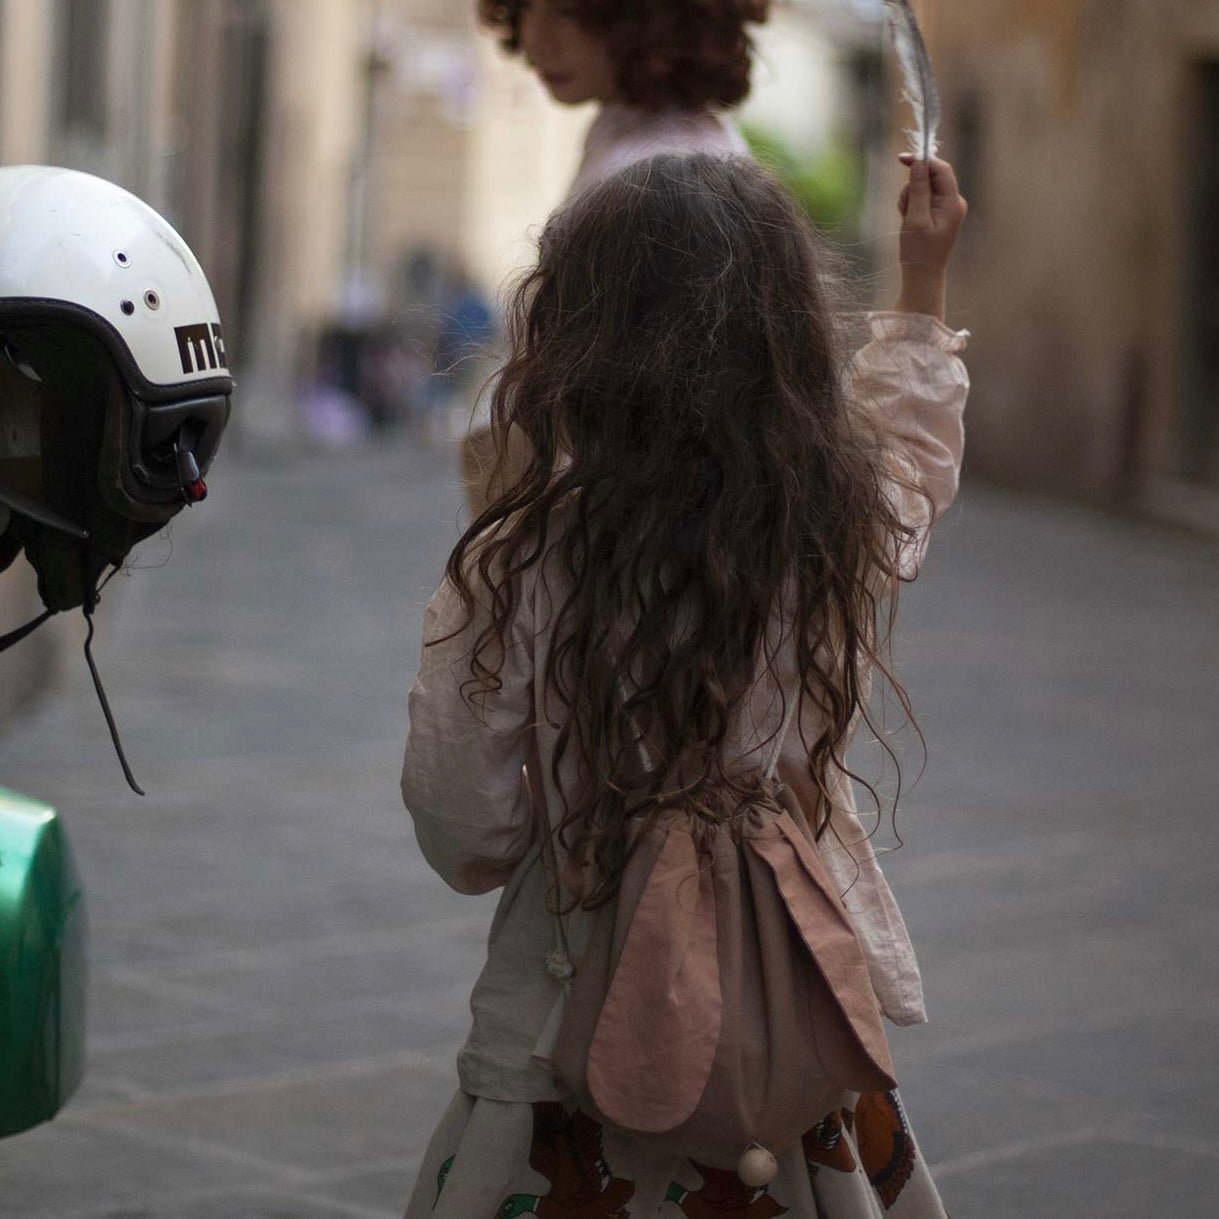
top-left (479, 0), bottom-right (771, 109)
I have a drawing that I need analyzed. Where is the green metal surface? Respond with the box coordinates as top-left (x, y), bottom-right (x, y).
top-left (0, 786), bottom-right (87, 1137)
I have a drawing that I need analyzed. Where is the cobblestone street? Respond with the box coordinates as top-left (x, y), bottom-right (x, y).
top-left (1, 435), bottom-right (1217, 1218)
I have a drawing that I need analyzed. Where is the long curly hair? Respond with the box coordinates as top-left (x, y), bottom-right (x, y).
top-left (478, 0), bottom-right (771, 109)
top-left (444, 154), bottom-right (919, 911)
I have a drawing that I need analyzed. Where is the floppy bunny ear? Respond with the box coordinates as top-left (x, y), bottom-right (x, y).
top-left (586, 824), bottom-right (722, 1133)
top-left (884, 0), bottom-right (942, 161)
top-left (748, 812), bottom-right (896, 1089)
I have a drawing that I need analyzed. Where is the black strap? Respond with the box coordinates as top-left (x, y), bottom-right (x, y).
top-left (1, 563), bottom-right (145, 795)
top-left (82, 604), bottom-right (145, 797)
top-left (0, 606), bottom-right (56, 652)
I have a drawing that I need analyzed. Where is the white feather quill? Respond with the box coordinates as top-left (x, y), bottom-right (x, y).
top-left (883, 0), bottom-right (941, 161)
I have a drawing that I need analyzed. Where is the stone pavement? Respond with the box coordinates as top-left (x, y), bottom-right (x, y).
top-left (0, 435), bottom-right (1217, 1218)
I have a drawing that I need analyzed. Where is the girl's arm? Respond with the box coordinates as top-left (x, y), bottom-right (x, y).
top-left (772, 159), bottom-right (971, 1025)
top-left (851, 311), bottom-right (969, 578)
top-left (893, 155), bottom-right (968, 325)
top-left (401, 577), bottom-right (537, 894)
top-left (852, 155), bottom-right (970, 578)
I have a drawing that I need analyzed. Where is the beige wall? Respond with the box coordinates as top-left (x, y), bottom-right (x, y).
top-left (242, 0), bottom-right (364, 430)
top-left (461, 39), bottom-right (587, 295)
top-left (0, 0), bottom-right (54, 163)
top-left (267, 0), bottom-right (363, 326)
top-left (236, 0), bottom-right (587, 417)
top-left (364, 4), bottom-right (586, 303)
top-left (102, 0), bottom-right (176, 207)
top-left (921, 0), bottom-right (1219, 521)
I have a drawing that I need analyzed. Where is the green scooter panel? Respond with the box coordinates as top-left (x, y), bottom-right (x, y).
top-left (0, 786), bottom-right (86, 1136)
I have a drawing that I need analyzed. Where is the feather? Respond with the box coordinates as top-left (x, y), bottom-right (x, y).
top-left (883, 0), bottom-right (941, 161)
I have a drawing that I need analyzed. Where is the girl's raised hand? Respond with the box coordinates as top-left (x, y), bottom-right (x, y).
top-left (895, 154), bottom-right (968, 321)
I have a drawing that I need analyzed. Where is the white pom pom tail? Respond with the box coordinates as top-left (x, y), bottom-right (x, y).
top-left (737, 1144), bottom-right (778, 1188)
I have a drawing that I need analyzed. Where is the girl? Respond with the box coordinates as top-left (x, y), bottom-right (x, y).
top-left (464, 0), bottom-right (770, 512)
top-left (402, 151), bottom-right (969, 1217)
top-left (479, 0), bottom-right (768, 197)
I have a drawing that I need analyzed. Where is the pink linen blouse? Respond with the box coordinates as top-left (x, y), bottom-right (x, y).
top-left (402, 312), bottom-right (971, 1103)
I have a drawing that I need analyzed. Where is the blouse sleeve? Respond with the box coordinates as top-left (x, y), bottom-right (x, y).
top-left (401, 574), bottom-right (537, 895)
top-left (849, 311), bottom-right (971, 580)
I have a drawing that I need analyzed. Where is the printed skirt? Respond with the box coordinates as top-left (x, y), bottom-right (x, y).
top-left (404, 1089), bottom-right (948, 1218)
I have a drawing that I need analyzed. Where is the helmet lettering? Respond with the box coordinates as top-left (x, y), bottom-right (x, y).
top-left (174, 322), bottom-right (228, 374)
top-left (210, 323), bottom-right (227, 368)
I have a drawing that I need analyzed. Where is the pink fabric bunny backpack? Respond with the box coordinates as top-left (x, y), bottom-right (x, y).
top-left (541, 701), bottom-right (897, 1183)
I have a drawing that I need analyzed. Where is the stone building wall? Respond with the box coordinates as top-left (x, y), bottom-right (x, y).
top-left (919, 0), bottom-right (1219, 523)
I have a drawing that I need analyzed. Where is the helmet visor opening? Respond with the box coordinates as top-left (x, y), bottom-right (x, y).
top-left (0, 335), bottom-right (90, 540)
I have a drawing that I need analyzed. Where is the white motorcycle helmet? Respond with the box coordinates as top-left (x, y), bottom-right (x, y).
top-left (0, 167), bottom-right (233, 790)
top-left (0, 165), bottom-right (232, 612)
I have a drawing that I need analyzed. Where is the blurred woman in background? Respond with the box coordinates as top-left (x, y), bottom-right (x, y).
top-left (463, 0), bottom-right (771, 512)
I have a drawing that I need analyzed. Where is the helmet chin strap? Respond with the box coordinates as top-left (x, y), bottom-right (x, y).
top-left (81, 569), bottom-right (144, 797)
top-left (0, 562), bottom-right (145, 796)
top-left (0, 483), bottom-right (90, 540)
top-left (0, 604), bottom-right (56, 651)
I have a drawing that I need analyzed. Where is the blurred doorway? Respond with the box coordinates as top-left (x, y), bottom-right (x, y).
top-left (174, 0), bottom-right (270, 374)
top-left (53, 0), bottom-right (110, 171)
top-left (1179, 61), bottom-right (1219, 488)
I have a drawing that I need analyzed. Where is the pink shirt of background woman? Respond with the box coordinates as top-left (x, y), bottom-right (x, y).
top-left (567, 101), bottom-right (748, 203)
